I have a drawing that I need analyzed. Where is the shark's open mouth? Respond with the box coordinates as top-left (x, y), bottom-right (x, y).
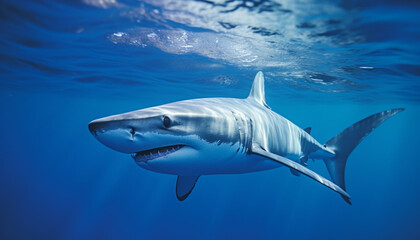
top-left (132, 145), bottom-right (185, 162)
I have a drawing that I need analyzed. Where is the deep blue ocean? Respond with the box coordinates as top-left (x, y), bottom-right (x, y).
top-left (1, 0), bottom-right (419, 239)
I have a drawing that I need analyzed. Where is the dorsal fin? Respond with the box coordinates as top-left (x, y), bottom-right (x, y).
top-left (304, 127), bottom-right (312, 134)
top-left (248, 71), bottom-right (270, 109)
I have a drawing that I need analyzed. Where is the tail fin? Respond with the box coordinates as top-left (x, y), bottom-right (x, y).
top-left (324, 108), bottom-right (404, 204)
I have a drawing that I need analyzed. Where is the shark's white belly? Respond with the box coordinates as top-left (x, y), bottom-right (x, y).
top-left (136, 140), bottom-right (281, 175)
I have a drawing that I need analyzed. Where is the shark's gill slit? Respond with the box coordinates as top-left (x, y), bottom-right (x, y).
top-left (129, 127), bottom-right (135, 137)
top-left (132, 145), bottom-right (185, 162)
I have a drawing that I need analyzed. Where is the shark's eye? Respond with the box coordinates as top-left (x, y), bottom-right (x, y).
top-left (163, 116), bottom-right (171, 128)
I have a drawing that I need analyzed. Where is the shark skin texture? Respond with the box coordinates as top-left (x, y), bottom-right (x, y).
top-left (88, 72), bottom-right (404, 203)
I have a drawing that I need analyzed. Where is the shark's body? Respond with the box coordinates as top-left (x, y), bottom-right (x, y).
top-left (89, 72), bottom-right (403, 203)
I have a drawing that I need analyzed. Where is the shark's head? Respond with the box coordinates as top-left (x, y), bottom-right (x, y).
top-left (88, 99), bottom-right (247, 175)
top-left (88, 72), bottom-right (267, 175)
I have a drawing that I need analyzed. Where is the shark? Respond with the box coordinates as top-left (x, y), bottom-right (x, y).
top-left (88, 72), bottom-right (404, 204)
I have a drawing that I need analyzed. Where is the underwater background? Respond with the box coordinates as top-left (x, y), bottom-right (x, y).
top-left (1, 0), bottom-right (419, 239)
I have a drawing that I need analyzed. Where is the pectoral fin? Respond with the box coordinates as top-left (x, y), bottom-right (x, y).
top-left (176, 176), bottom-right (200, 201)
top-left (250, 143), bottom-right (351, 204)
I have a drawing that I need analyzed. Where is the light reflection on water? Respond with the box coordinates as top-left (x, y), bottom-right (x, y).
top-left (0, 0), bottom-right (419, 101)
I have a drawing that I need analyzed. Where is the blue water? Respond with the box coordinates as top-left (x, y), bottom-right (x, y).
top-left (1, 0), bottom-right (419, 239)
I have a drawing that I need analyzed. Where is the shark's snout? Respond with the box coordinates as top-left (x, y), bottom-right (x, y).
top-left (89, 121), bottom-right (115, 136)
top-left (88, 119), bottom-right (140, 153)
top-left (88, 121), bottom-right (99, 136)
top-left (89, 120), bottom-right (135, 137)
